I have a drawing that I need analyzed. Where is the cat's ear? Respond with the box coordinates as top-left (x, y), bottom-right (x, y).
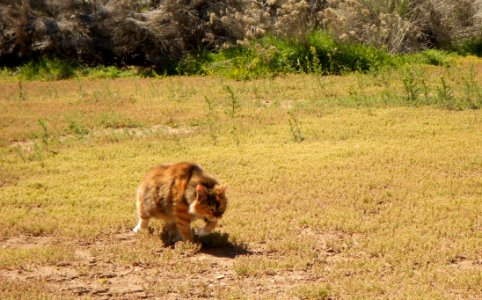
top-left (218, 184), bottom-right (228, 195)
top-left (196, 184), bottom-right (208, 199)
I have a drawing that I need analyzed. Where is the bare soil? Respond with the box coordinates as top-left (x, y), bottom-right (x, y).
top-left (0, 231), bottom-right (335, 299)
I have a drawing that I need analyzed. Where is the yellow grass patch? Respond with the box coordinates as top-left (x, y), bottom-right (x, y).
top-left (1, 60), bottom-right (481, 298)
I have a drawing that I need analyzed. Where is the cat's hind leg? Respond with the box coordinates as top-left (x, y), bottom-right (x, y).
top-left (133, 184), bottom-right (151, 233)
top-left (133, 217), bottom-right (150, 233)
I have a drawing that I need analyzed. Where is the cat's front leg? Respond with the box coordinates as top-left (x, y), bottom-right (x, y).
top-left (196, 219), bottom-right (218, 237)
top-left (176, 221), bottom-right (193, 243)
top-left (174, 210), bottom-right (194, 243)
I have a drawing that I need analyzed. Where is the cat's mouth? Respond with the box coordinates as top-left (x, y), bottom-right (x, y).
top-left (204, 216), bottom-right (221, 223)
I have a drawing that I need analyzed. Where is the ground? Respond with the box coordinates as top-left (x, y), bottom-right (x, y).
top-left (2, 231), bottom-right (338, 299)
top-left (1, 61), bottom-right (482, 299)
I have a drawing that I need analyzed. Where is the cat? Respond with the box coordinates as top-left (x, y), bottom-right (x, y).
top-left (133, 162), bottom-right (227, 244)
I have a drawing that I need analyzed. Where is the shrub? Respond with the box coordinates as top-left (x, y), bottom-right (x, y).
top-left (421, 50), bottom-right (455, 66)
top-left (455, 36), bottom-right (482, 57)
top-left (181, 31), bottom-right (394, 79)
top-left (15, 57), bottom-right (76, 80)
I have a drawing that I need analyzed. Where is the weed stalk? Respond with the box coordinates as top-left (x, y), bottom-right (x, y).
top-left (18, 80), bottom-right (25, 101)
top-left (288, 111), bottom-right (304, 143)
top-left (462, 65), bottom-right (482, 109)
top-left (204, 96), bottom-right (218, 145)
top-left (224, 85), bottom-right (241, 118)
top-left (437, 76), bottom-right (456, 109)
top-left (401, 69), bottom-right (421, 105)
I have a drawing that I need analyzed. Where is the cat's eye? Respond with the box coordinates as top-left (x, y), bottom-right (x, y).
top-left (208, 195), bottom-right (219, 207)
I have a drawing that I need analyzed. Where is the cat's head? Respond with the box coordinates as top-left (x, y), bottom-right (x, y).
top-left (191, 184), bottom-right (227, 220)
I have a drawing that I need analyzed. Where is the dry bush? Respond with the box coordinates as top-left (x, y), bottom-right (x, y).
top-left (321, 0), bottom-right (482, 52)
top-left (0, 0), bottom-right (251, 66)
top-left (409, 0), bottom-right (482, 49)
top-left (0, 0), bottom-right (481, 67)
top-left (260, 0), bottom-right (326, 38)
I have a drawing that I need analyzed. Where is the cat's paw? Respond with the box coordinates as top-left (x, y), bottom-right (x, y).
top-left (132, 225), bottom-right (141, 233)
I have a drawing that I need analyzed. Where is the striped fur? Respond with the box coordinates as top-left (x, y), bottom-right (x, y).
top-left (133, 162), bottom-right (227, 243)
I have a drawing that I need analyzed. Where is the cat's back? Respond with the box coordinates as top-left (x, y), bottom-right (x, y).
top-left (166, 162), bottom-right (204, 180)
top-left (140, 162), bottom-right (219, 194)
top-left (141, 163), bottom-right (171, 187)
top-left (141, 162), bottom-right (204, 185)
top-left (169, 162), bottom-right (220, 191)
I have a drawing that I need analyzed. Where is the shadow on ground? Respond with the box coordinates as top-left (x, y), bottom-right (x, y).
top-left (198, 232), bottom-right (252, 258)
top-left (153, 225), bottom-right (252, 258)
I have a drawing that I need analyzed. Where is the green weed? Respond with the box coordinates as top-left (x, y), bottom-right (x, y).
top-left (288, 111), bottom-right (304, 143)
top-left (38, 118), bottom-right (51, 146)
top-left (224, 85), bottom-right (241, 118)
top-left (99, 111), bottom-right (142, 129)
top-left (401, 68), bottom-right (421, 104)
top-left (18, 80), bottom-right (25, 101)
top-left (76, 78), bottom-right (86, 98)
top-left (224, 85), bottom-right (243, 146)
top-left (461, 65), bottom-right (482, 109)
top-left (204, 96), bottom-right (219, 145)
top-left (436, 76), bottom-right (457, 110)
top-left (66, 115), bottom-right (89, 136)
top-left (15, 119), bottom-right (59, 162)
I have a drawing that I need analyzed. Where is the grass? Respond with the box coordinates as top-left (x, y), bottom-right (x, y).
top-left (0, 245), bottom-right (74, 269)
top-left (0, 57), bottom-right (481, 299)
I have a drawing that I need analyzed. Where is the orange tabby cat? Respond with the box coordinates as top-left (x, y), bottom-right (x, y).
top-left (133, 162), bottom-right (227, 243)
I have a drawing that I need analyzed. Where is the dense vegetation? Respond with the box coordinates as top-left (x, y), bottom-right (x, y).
top-left (0, 32), bottom-right (467, 81)
top-left (1, 0), bottom-right (482, 78)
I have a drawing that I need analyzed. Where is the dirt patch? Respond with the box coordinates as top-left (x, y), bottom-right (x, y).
top-left (448, 255), bottom-right (482, 270)
top-left (8, 124), bottom-right (195, 153)
top-left (0, 231), bottom-right (336, 299)
top-left (0, 168), bottom-right (20, 188)
top-left (1, 233), bottom-right (161, 299)
top-left (0, 235), bottom-right (54, 249)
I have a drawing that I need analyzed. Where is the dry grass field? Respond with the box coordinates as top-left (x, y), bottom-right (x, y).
top-left (1, 58), bottom-right (481, 299)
